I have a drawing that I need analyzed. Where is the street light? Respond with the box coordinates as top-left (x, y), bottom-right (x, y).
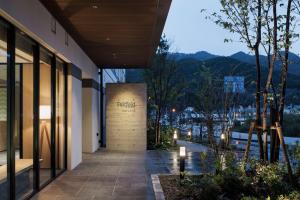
top-left (179, 146), bottom-right (186, 179)
top-left (172, 108), bottom-right (176, 113)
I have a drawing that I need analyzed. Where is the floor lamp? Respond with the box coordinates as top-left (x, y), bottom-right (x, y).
top-left (39, 105), bottom-right (51, 163)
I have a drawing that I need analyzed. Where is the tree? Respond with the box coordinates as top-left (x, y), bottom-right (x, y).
top-left (193, 65), bottom-right (223, 152)
top-left (208, 1), bottom-right (297, 173)
top-left (206, 0), bottom-right (264, 159)
top-left (144, 36), bottom-right (185, 144)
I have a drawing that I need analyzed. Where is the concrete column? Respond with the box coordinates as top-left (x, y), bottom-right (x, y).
top-left (82, 79), bottom-right (100, 153)
top-left (67, 64), bottom-right (82, 170)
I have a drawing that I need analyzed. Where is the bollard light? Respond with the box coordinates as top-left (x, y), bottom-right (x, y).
top-left (173, 132), bottom-right (178, 140)
top-left (180, 146), bottom-right (186, 157)
top-left (220, 133), bottom-right (226, 149)
top-left (173, 131), bottom-right (178, 145)
top-left (179, 146), bottom-right (186, 179)
top-left (188, 130), bottom-right (192, 141)
top-left (221, 133), bottom-right (225, 140)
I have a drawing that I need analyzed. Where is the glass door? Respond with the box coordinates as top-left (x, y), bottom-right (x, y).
top-left (0, 19), bottom-right (8, 200)
top-left (55, 58), bottom-right (66, 174)
top-left (39, 47), bottom-right (52, 186)
top-left (15, 30), bottom-right (35, 199)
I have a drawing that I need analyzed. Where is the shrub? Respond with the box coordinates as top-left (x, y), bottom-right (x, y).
top-left (199, 175), bottom-right (222, 199)
top-left (240, 197), bottom-right (258, 200)
top-left (277, 191), bottom-right (300, 200)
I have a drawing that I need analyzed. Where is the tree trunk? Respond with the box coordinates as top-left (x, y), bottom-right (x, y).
top-left (154, 109), bottom-right (159, 144)
top-left (261, 0), bottom-right (278, 162)
top-left (254, 47), bottom-right (264, 160)
top-left (155, 107), bottom-right (162, 145)
top-left (206, 118), bottom-right (218, 154)
top-left (262, 91), bottom-right (269, 161)
top-left (277, 0), bottom-right (292, 162)
top-left (276, 122), bottom-right (293, 181)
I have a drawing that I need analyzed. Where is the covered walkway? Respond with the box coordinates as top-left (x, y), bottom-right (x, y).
top-left (32, 151), bottom-right (156, 200)
top-left (32, 141), bottom-right (211, 200)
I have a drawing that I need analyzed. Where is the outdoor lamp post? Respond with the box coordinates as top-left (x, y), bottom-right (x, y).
top-left (179, 146), bottom-right (186, 179)
top-left (173, 130), bottom-right (178, 145)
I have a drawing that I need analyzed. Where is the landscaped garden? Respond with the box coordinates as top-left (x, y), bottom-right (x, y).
top-left (137, 1), bottom-right (300, 199)
top-left (159, 150), bottom-right (300, 200)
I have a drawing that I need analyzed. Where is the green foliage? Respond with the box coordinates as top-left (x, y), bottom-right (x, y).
top-left (147, 126), bottom-right (156, 150)
top-left (282, 114), bottom-right (300, 137)
top-left (179, 171), bottom-right (189, 182)
top-left (240, 197), bottom-right (258, 200)
top-left (277, 191), bottom-right (300, 200)
top-left (198, 175), bottom-right (222, 200)
top-left (147, 125), bottom-right (178, 150)
top-left (144, 35), bottom-right (187, 145)
top-left (288, 142), bottom-right (300, 175)
top-left (199, 151), bottom-right (209, 173)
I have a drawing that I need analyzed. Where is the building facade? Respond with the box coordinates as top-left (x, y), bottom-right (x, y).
top-left (0, 0), bottom-right (171, 199)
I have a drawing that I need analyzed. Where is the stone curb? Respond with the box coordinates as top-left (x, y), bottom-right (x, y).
top-left (151, 174), bottom-right (165, 200)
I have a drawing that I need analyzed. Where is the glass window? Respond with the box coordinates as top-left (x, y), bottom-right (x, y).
top-left (39, 47), bottom-right (52, 186)
top-left (15, 30), bottom-right (35, 199)
top-left (55, 58), bottom-right (65, 174)
top-left (0, 19), bottom-right (8, 200)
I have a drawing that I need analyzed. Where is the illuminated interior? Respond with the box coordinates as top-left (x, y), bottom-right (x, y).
top-left (0, 20), bottom-right (66, 199)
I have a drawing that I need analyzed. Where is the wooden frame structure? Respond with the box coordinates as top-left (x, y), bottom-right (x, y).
top-left (244, 121), bottom-right (293, 180)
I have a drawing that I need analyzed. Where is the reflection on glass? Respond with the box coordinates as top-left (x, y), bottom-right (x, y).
top-left (55, 59), bottom-right (65, 174)
top-left (39, 48), bottom-right (52, 186)
top-left (15, 31), bottom-right (35, 199)
top-left (0, 19), bottom-right (8, 200)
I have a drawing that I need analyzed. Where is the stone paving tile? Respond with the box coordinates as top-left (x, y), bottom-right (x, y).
top-left (31, 142), bottom-right (212, 200)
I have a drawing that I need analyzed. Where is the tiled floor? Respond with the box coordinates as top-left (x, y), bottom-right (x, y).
top-left (31, 141), bottom-right (212, 200)
top-left (31, 150), bottom-right (160, 200)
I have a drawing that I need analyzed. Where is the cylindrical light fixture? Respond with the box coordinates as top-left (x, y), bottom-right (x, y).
top-left (173, 130), bottom-right (178, 145)
top-left (179, 146), bottom-right (186, 179)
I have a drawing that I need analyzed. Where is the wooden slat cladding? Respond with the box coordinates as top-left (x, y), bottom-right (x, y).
top-left (40, 0), bottom-right (172, 68)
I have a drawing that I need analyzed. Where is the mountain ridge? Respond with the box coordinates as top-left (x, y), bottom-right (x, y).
top-left (169, 51), bottom-right (300, 75)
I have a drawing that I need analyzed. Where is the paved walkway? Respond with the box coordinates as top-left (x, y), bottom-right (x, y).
top-left (32, 141), bottom-right (211, 200)
top-left (32, 151), bottom-right (157, 200)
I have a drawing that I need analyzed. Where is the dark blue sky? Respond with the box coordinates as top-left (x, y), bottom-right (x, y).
top-left (162, 0), bottom-right (300, 56)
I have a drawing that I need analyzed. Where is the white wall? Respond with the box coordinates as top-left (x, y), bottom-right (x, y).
top-left (82, 87), bottom-right (99, 153)
top-left (67, 76), bottom-right (82, 170)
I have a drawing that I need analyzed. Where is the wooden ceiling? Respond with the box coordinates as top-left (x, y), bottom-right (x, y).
top-left (40, 0), bottom-right (172, 68)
